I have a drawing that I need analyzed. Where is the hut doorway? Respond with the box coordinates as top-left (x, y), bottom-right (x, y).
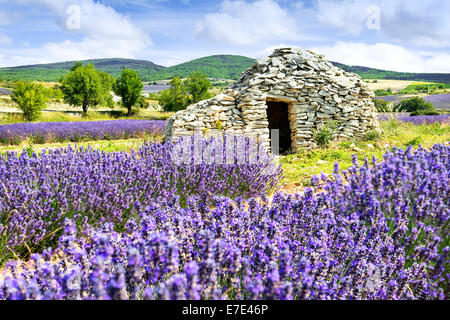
top-left (266, 100), bottom-right (292, 154)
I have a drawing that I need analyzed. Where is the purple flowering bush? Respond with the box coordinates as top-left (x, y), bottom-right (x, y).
top-left (0, 135), bottom-right (282, 264)
top-left (0, 120), bottom-right (166, 145)
top-left (0, 144), bottom-right (448, 300)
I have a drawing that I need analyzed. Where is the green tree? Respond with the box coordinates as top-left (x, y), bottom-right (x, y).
top-left (60, 63), bottom-right (114, 115)
top-left (375, 89), bottom-right (389, 97)
top-left (159, 77), bottom-right (189, 112)
top-left (11, 81), bottom-right (49, 121)
top-left (394, 97), bottom-right (436, 114)
top-left (184, 71), bottom-right (212, 103)
top-left (113, 68), bottom-right (143, 116)
top-left (71, 61), bottom-right (84, 71)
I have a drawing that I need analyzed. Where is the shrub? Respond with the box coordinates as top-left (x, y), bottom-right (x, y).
top-left (314, 121), bottom-right (337, 148)
top-left (375, 88), bottom-right (393, 96)
top-left (394, 97), bottom-right (436, 114)
top-left (11, 81), bottom-right (49, 121)
top-left (410, 109), bottom-right (440, 116)
top-left (363, 129), bottom-right (382, 141)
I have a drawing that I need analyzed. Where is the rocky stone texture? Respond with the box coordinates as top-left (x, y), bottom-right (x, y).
top-left (164, 47), bottom-right (380, 152)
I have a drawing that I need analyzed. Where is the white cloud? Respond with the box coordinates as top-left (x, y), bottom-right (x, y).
top-left (0, 0), bottom-right (151, 66)
top-left (315, 0), bottom-right (450, 47)
top-left (194, 0), bottom-right (301, 45)
top-left (315, 0), bottom-right (371, 36)
top-left (312, 42), bottom-right (450, 73)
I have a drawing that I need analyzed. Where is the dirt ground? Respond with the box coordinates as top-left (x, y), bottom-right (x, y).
top-left (366, 79), bottom-right (415, 91)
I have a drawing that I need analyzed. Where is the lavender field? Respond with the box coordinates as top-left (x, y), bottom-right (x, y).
top-left (374, 94), bottom-right (450, 109)
top-left (0, 140), bottom-right (448, 300)
top-left (143, 84), bottom-right (171, 93)
top-left (379, 114), bottom-right (450, 124)
top-left (424, 94), bottom-right (450, 109)
top-left (0, 120), bottom-right (165, 145)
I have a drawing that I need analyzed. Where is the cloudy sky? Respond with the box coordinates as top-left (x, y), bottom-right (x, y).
top-left (0, 0), bottom-right (449, 72)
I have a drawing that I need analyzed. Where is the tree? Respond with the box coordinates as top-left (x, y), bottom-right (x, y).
top-left (184, 71), bottom-right (212, 104)
top-left (113, 68), bottom-right (143, 116)
top-left (60, 63), bottom-right (114, 115)
top-left (71, 61), bottom-right (84, 71)
top-left (375, 89), bottom-right (389, 97)
top-left (158, 71), bottom-right (214, 112)
top-left (159, 77), bottom-right (190, 112)
top-left (394, 97), bottom-right (436, 114)
top-left (11, 81), bottom-right (49, 121)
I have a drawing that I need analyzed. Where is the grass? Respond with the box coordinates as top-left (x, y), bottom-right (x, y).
top-left (281, 120), bottom-right (450, 186)
top-left (0, 109), bottom-right (174, 125)
top-left (0, 137), bottom-right (156, 156)
top-left (405, 82), bottom-right (450, 90)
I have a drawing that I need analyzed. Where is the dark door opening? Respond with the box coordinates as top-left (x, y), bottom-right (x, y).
top-left (266, 100), bottom-right (292, 155)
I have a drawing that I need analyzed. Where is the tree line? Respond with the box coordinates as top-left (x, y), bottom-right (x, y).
top-left (9, 63), bottom-right (212, 121)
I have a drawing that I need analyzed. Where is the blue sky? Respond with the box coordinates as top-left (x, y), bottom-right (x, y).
top-left (0, 0), bottom-right (449, 72)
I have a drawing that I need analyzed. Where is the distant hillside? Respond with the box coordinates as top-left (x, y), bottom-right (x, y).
top-left (332, 62), bottom-right (450, 83)
top-left (0, 58), bottom-right (165, 82)
top-left (150, 55), bottom-right (255, 81)
top-left (0, 55), bottom-right (254, 82)
top-left (1, 55), bottom-right (450, 84)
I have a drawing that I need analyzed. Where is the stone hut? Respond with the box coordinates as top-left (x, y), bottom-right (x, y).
top-left (164, 47), bottom-right (380, 153)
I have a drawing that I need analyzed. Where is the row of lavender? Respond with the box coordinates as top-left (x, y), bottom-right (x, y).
top-left (0, 140), bottom-right (448, 299)
top-left (374, 93), bottom-right (450, 109)
top-left (0, 120), bottom-right (166, 145)
top-left (1, 115), bottom-right (448, 146)
top-left (379, 114), bottom-right (449, 125)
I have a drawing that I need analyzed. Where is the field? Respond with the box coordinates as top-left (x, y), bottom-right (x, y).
top-left (406, 82), bottom-right (450, 90)
top-left (424, 94), bottom-right (450, 109)
top-left (366, 79), bottom-right (415, 91)
top-left (0, 120), bottom-right (165, 145)
top-left (374, 93), bottom-right (450, 110)
top-left (0, 84), bottom-right (449, 300)
top-left (0, 117), bottom-right (448, 300)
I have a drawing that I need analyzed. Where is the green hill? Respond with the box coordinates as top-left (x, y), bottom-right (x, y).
top-left (332, 62), bottom-right (450, 83)
top-left (0, 55), bottom-right (254, 82)
top-left (0, 58), bottom-right (165, 82)
top-left (151, 55), bottom-right (255, 81)
top-left (1, 55), bottom-right (450, 84)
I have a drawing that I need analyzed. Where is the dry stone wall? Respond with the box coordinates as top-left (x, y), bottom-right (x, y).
top-left (164, 47), bottom-right (380, 152)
